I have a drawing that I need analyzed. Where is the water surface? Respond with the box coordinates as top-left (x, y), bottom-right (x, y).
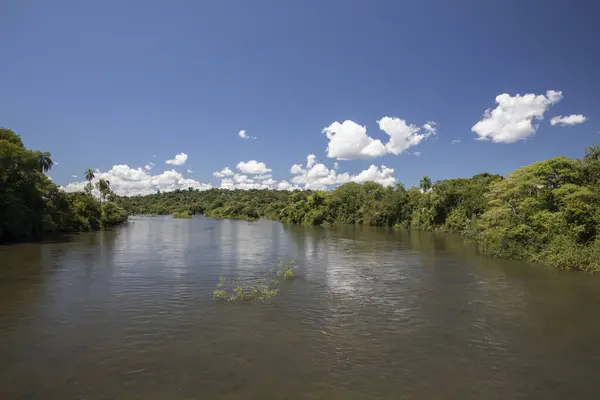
top-left (1, 216), bottom-right (599, 399)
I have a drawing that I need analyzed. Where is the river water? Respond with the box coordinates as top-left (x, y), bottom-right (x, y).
top-left (1, 216), bottom-right (599, 399)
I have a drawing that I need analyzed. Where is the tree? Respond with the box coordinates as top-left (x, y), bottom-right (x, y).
top-left (85, 168), bottom-right (95, 195)
top-left (420, 176), bottom-right (432, 192)
top-left (36, 151), bottom-right (53, 174)
top-left (96, 178), bottom-right (111, 203)
top-left (584, 145), bottom-right (600, 163)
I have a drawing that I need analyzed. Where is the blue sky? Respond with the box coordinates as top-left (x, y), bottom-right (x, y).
top-left (1, 0), bottom-right (599, 194)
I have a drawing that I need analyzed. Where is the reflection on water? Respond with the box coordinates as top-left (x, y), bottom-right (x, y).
top-left (1, 216), bottom-right (600, 399)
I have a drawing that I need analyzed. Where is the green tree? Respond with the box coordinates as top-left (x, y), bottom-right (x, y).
top-left (420, 176), bottom-right (432, 192)
top-left (96, 178), bottom-right (111, 203)
top-left (85, 168), bottom-right (95, 195)
top-left (36, 151), bottom-right (53, 174)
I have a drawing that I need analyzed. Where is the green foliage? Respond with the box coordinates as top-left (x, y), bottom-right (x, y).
top-left (275, 259), bottom-right (296, 280)
top-left (0, 128), bottom-right (127, 242)
top-left (173, 210), bottom-right (193, 219)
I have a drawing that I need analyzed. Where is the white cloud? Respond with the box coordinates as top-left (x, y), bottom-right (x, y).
top-left (471, 90), bottom-right (563, 143)
top-left (63, 165), bottom-right (212, 196)
top-left (152, 154), bottom-right (156, 158)
top-left (186, 168), bottom-right (193, 173)
top-left (290, 164), bottom-right (304, 174)
top-left (233, 174), bottom-right (254, 184)
top-left (323, 120), bottom-right (386, 159)
top-left (220, 178), bottom-right (275, 190)
top-left (378, 117), bottom-right (436, 155)
top-left (236, 160), bottom-right (272, 174)
top-left (254, 174), bottom-right (272, 180)
top-left (289, 154), bottom-right (396, 190)
top-left (350, 165), bottom-right (396, 187)
top-left (550, 114), bottom-right (587, 126)
top-left (323, 118), bottom-right (435, 160)
top-left (238, 130), bottom-right (257, 140)
top-left (451, 139), bottom-right (461, 144)
top-left (333, 162), bottom-right (339, 170)
top-left (413, 152), bottom-right (422, 157)
top-left (71, 175), bottom-right (78, 178)
top-left (213, 167), bottom-right (234, 178)
top-left (277, 180), bottom-right (298, 191)
top-left (165, 152), bottom-right (188, 165)
top-left (144, 162), bottom-right (155, 171)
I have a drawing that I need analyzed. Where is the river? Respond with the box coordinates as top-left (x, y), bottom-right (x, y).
top-left (1, 216), bottom-right (599, 399)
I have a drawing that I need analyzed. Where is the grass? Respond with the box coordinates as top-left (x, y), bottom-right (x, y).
top-left (172, 210), bottom-right (192, 219)
top-left (212, 259), bottom-right (297, 303)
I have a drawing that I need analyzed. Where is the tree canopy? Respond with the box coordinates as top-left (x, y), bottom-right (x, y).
top-left (0, 128), bottom-right (128, 242)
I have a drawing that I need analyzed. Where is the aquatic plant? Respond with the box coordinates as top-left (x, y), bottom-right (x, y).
top-left (212, 259), bottom-right (297, 303)
top-left (212, 276), bottom-right (280, 303)
top-left (275, 259), bottom-right (296, 280)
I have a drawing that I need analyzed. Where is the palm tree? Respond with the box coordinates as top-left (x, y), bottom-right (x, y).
top-left (420, 175), bottom-right (432, 192)
top-left (37, 151), bottom-right (53, 174)
top-left (96, 179), bottom-right (111, 203)
top-left (85, 168), bottom-right (95, 195)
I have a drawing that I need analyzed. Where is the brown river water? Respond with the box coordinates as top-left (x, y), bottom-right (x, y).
top-left (1, 216), bottom-right (599, 399)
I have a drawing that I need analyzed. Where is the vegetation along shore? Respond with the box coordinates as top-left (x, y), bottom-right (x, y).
top-left (0, 129), bottom-right (128, 242)
top-left (3, 128), bottom-right (599, 272)
top-left (116, 145), bottom-right (600, 273)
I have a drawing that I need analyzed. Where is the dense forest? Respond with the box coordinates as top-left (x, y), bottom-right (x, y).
top-left (117, 146), bottom-right (600, 272)
top-left (0, 128), bottom-right (128, 242)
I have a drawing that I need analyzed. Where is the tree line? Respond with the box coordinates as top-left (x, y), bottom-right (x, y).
top-left (0, 128), bottom-right (128, 242)
top-left (116, 145), bottom-right (600, 272)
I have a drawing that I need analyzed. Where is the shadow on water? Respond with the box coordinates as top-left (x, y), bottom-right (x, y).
top-left (1, 217), bottom-right (600, 399)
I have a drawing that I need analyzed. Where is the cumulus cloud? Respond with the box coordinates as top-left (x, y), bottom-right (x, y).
top-left (451, 139), bottom-right (461, 144)
top-left (220, 178), bottom-right (279, 190)
top-left (350, 164), bottom-right (396, 187)
top-left (254, 174), bottom-right (272, 180)
top-left (144, 162), bottom-right (155, 171)
top-left (333, 162), bottom-right (340, 170)
top-left (63, 165), bottom-right (212, 196)
top-left (233, 174), bottom-right (254, 184)
top-left (289, 154), bottom-right (396, 190)
top-left (277, 180), bottom-right (295, 191)
top-left (165, 153), bottom-right (188, 165)
top-left (238, 130), bottom-right (257, 140)
top-left (550, 114), bottom-right (587, 126)
top-left (236, 160), bottom-right (272, 174)
top-left (213, 167), bottom-right (234, 177)
top-left (323, 118), bottom-right (435, 160)
top-left (471, 90), bottom-right (563, 143)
